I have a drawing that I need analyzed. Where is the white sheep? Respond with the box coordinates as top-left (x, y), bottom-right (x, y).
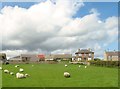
top-left (4, 69), bottom-right (9, 73)
top-left (32, 65), bottom-right (34, 67)
top-left (64, 72), bottom-right (70, 78)
top-left (10, 72), bottom-right (14, 75)
top-left (25, 73), bottom-right (30, 77)
top-left (0, 67), bottom-right (2, 70)
top-left (65, 64), bottom-right (68, 67)
top-left (85, 66), bottom-right (87, 68)
top-left (15, 65), bottom-right (19, 68)
top-left (79, 65), bottom-right (81, 67)
top-left (16, 72), bottom-right (25, 79)
top-left (19, 68), bottom-right (24, 72)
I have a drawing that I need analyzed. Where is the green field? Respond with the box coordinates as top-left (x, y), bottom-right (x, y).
top-left (1, 63), bottom-right (118, 87)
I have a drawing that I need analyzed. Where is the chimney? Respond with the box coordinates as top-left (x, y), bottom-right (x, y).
top-left (78, 49), bottom-right (80, 52)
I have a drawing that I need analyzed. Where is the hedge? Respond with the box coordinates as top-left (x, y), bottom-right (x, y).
top-left (89, 61), bottom-right (120, 68)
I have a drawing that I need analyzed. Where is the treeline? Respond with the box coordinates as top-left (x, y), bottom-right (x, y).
top-left (89, 61), bottom-right (120, 68)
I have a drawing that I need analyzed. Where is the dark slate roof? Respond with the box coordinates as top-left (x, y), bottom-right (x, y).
top-left (75, 49), bottom-right (94, 54)
top-left (45, 54), bottom-right (72, 59)
top-left (54, 54), bottom-right (72, 59)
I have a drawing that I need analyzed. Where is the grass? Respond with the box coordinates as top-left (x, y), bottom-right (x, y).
top-left (1, 62), bottom-right (118, 87)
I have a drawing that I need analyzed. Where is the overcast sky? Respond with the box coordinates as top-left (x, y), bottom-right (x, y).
top-left (0, 0), bottom-right (118, 58)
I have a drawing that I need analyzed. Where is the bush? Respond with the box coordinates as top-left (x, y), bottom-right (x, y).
top-left (89, 60), bottom-right (119, 68)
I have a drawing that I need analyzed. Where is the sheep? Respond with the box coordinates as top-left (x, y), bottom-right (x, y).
top-left (16, 72), bottom-right (25, 79)
top-left (85, 66), bottom-right (87, 68)
top-left (32, 65), bottom-right (34, 67)
top-left (25, 73), bottom-right (30, 77)
top-left (0, 67), bottom-right (2, 70)
top-left (64, 72), bottom-right (70, 78)
top-left (15, 65), bottom-right (19, 68)
top-left (4, 69), bottom-right (9, 73)
top-left (10, 72), bottom-right (14, 75)
top-left (79, 65), bottom-right (81, 68)
top-left (19, 68), bottom-right (24, 72)
top-left (65, 64), bottom-right (68, 67)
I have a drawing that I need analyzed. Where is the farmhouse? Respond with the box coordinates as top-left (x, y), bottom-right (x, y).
top-left (104, 51), bottom-right (120, 61)
top-left (74, 48), bottom-right (94, 61)
top-left (0, 53), bottom-right (7, 64)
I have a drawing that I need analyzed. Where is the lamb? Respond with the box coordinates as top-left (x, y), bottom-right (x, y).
top-left (10, 72), bottom-right (14, 75)
top-left (15, 65), bottom-right (19, 68)
top-left (32, 65), bottom-right (34, 67)
top-left (4, 69), bottom-right (9, 73)
top-left (65, 64), bottom-right (68, 67)
top-left (0, 67), bottom-right (2, 70)
top-left (64, 72), bottom-right (70, 78)
top-left (25, 73), bottom-right (30, 77)
top-left (19, 68), bottom-right (24, 72)
top-left (16, 72), bottom-right (26, 79)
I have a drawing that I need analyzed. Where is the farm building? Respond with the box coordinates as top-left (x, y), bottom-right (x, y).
top-left (54, 54), bottom-right (72, 60)
top-left (104, 51), bottom-right (120, 61)
top-left (45, 55), bottom-right (54, 61)
top-left (0, 53), bottom-right (7, 64)
top-left (38, 54), bottom-right (45, 61)
top-left (45, 54), bottom-right (72, 61)
top-left (9, 54), bottom-right (40, 64)
top-left (74, 48), bottom-right (94, 61)
top-left (20, 54), bottom-right (39, 63)
top-left (8, 56), bottom-right (22, 64)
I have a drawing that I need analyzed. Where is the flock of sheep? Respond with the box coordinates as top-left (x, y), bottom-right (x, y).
top-left (0, 65), bottom-right (30, 79)
top-left (64, 64), bottom-right (87, 78)
top-left (0, 64), bottom-right (88, 79)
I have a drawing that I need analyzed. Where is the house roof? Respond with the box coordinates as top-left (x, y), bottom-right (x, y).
top-left (53, 54), bottom-right (72, 58)
top-left (105, 51), bottom-right (120, 56)
top-left (75, 49), bottom-right (94, 54)
top-left (20, 54), bottom-right (39, 61)
top-left (38, 54), bottom-right (45, 58)
top-left (45, 54), bottom-right (72, 59)
top-left (8, 56), bottom-right (21, 60)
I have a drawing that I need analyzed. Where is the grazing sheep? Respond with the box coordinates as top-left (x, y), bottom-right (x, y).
top-left (19, 68), bottom-right (24, 72)
top-left (65, 64), bottom-right (68, 67)
top-left (16, 72), bottom-right (25, 79)
top-left (64, 72), bottom-right (70, 78)
top-left (85, 66), bottom-right (87, 68)
top-left (25, 73), bottom-right (30, 77)
top-left (10, 72), bottom-right (14, 75)
top-left (15, 65), bottom-right (19, 68)
top-left (0, 67), bottom-right (2, 70)
top-left (79, 65), bottom-right (81, 67)
top-left (32, 65), bottom-right (34, 67)
top-left (4, 69), bottom-right (9, 73)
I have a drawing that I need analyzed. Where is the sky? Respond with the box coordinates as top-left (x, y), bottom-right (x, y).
top-left (0, 0), bottom-right (118, 59)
